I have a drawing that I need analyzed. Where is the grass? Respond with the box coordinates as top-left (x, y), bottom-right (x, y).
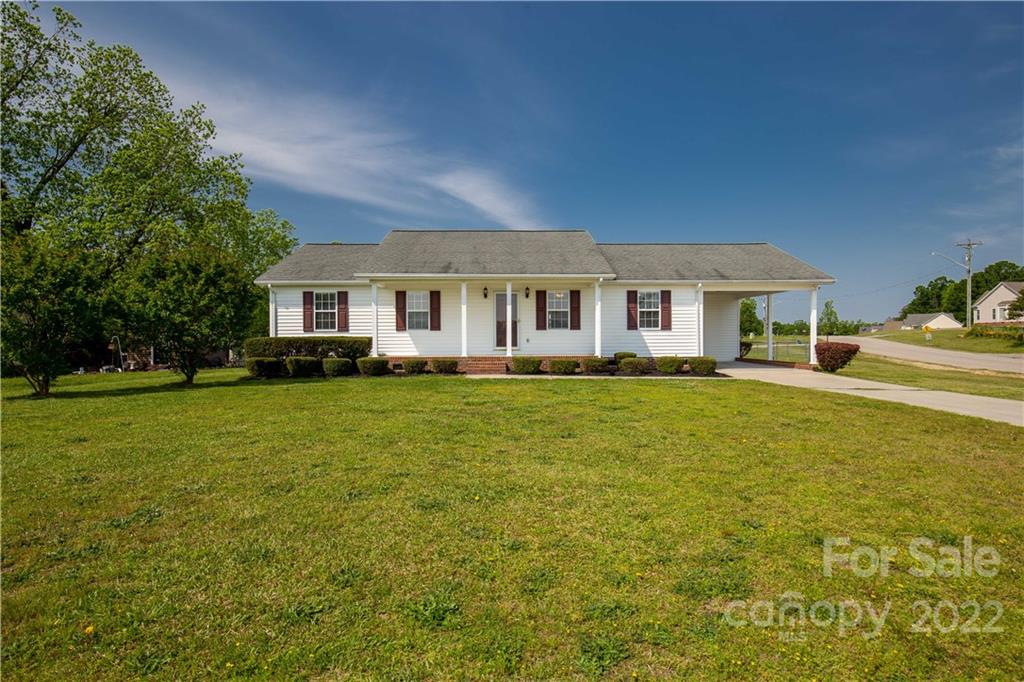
top-left (2, 369), bottom-right (1022, 679)
top-left (745, 335), bottom-right (810, 363)
top-left (864, 329), bottom-right (1024, 354)
top-left (838, 354), bottom-right (1024, 401)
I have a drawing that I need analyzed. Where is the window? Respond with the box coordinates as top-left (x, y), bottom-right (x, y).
top-left (314, 292), bottom-right (336, 331)
top-left (992, 308), bottom-right (997, 321)
top-left (638, 290), bottom-right (661, 329)
top-left (407, 291), bottom-right (429, 330)
top-left (547, 290), bottom-right (570, 329)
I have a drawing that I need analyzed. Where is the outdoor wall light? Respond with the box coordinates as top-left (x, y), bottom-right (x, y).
top-left (525, 287), bottom-right (530, 298)
top-left (483, 286), bottom-right (488, 299)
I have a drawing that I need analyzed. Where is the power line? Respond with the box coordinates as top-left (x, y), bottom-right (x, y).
top-left (830, 267), bottom-right (952, 300)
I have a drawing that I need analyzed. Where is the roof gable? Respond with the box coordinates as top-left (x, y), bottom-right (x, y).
top-left (974, 281), bottom-right (1024, 306)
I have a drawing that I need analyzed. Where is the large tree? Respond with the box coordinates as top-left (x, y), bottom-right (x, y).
top-left (940, 261), bottom-right (1024, 324)
top-left (1, 2), bottom-right (295, 394)
top-left (899, 276), bottom-right (954, 319)
top-left (739, 298), bottom-right (763, 336)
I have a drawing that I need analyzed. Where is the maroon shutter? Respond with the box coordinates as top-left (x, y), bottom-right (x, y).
top-left (337, 291), bottom-right (348, 332)
top-left (429, 290), bottom-right (441, 331)
top-left (660, 290), bottom-right (672, 331)
top-left (536, 290), bottom-right (547, 330)
top-left (626, 290), bottom-right (638, 330)
top-left (302, 291), bottom-right (314, 332)
top-left (395, 290), bottom-right (407, 331)
top-left (570, 290), bottom-right (581, 330)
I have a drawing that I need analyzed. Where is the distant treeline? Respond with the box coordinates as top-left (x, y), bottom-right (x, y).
top-left (900, 260), bottom-right (1024, 324)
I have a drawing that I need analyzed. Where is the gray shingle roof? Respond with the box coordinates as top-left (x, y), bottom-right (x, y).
top-left (597, 243), bottom-right (834, 281)
top-left (358, 230), bottom-right (615, 276)
top-left (255, 243), bottom-right (377, 283)
top-left (901, 312), bottom-right (958, 326)
top-left (255, 231), bottom-right (834, 283)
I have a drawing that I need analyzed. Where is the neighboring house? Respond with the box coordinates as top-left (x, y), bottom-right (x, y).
top-left (972, 281), bottom-right (1024, 325)
top-left (255, 230), bottom-right (834, 366)
top-left (897, 312), bottom-right (963, 330)
top-left (859, 323), bottom-right (885, 334)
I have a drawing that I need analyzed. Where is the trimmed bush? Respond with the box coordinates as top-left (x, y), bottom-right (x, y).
top-left (511, 356), bottom-right (543, 374)
top-left (582, 357), bottom-right (610, 374)
top-left (403, 359), bottom-right (428, 374)
top-left (243, 336), bottom-right (371, 363)
top-left (549, 359), bottom-right (579, 375)
top-left (655, 356), bottom-right (685, 374)
top-left (687, 356), bottom-right (717, 376)
top-left (323, 357), bottom-right (353, 377)
top-left (357, 357), bottom-right (391, 376)
top-left (246, 357), bottom-right (284, 378)
top-left (286, 356), bottom-right (322, 378)
top-left (618, 357), bottom-right (649, 375)
top-left (814, 342), bottom-right (859, 372)
top-left (614, 351), bottom-right (637, 363)
top-left (431, 358), bottom-right (459, 374)
top-left (739, 341), bottom-right (753, 358)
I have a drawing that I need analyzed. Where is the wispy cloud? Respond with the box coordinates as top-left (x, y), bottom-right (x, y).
top-left (163, 75), bottom-right (548, 229)
top-left (938, 139), bottom-right (1023, 247)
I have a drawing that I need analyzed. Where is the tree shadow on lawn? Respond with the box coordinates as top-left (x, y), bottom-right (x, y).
top-left (7, 375), bottom-right (330, 401)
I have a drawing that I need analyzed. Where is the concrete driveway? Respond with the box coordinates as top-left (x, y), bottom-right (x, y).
top-left (830, 335), bottom-right (1024, 374)
top-left (720, 363), bottom-right (1023, 427)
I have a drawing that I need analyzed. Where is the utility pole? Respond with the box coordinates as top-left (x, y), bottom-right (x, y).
top-left (932, 239), bottom-right (983, 326)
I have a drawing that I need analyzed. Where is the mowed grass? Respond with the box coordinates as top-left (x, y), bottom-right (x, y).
top-left (866, 329), bottom-right (1024, 354)
top-left (838, 354), bottom-right (1024, 401)
top-left (2, 370), bottom-right (1022, 679)
top-left (745, 335), bottom-right (811, 363)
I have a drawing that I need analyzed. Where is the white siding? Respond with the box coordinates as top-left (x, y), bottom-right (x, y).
top-left (600, 285), bottom-right (699, 357)
top-left (703, 292), bottom-right (741, 362)
top-left (273, 286), bottom-right (373, 337)
top-left (377, 282), bottom-right (462, 356)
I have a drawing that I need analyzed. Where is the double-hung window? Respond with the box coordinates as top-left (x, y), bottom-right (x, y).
top-left (638, 291), bottom-right (661, 329)
top-left (547, 290), bottom-right (570, 329)
top-left (407, 291), bottom-right (430, 330)
top-left (314, 292), bottom-right (337, 331)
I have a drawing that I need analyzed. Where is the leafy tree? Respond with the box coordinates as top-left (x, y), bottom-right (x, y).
top-left (940, 261), bottom-right (1024, 324)
top-left (819, 300), bottom-right (840, 338)
top-left (1008, 291), bottom-right (1024, 320)
top-left (0, 3), bottom-right (295, 394)
top-left (740, 298), bottom-right (763, 336)
top-left (124, 245), bottom-right (258, 384)
top-left (899, 276), bottom-right (954, 319)
top-left (0, 232), bottom-right (103, 395)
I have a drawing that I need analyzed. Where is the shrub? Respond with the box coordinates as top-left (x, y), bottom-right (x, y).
top-left (618, 357), bottom-right (648, 375)
top-left (739, 341), bottom-right (753, 358)
top-left (431, 358), bottom-right (459, 374)
top-left (243, 336), bottom-right (372, 363)
top-left (246, 357), bottom-right (284, 378)
top-left (614, 351), bottom-right (637, 363)
top-left (511, 356), bottom-right (543, 374)
top-left (549, 359), bottom-right (578, 375)
top-left (582, 357), bottom-right (610, 374)
top-left (286, 356), bottom-right (322, 378)
top-left (687, 356), bottom-right (717, 376)
top-left (357, 357), bottom-right (391, 376)
top-left (403, 358), bottom-right (428, 374)
top-left (322, 357), bottom-right (353, 377)
top-left (654, 356), bottom-right (685, 374)
top-left (815, 342), bottom-right (859, 372)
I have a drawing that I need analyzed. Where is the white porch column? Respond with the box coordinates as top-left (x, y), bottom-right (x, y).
top-left (594, 280), bottom-right (602, 357)
top-left (370, 283), bottom-right (379, 357)
top-left (268, 285), bottom-right (277, 337)
top-left (809, 287), bottom-right (818, 364)
top-left (765, 293), bottom-right (774, 361)
top-left (697, 283), bottom-right (705, 356)
top-left (460, 281), bottom-right (468, 357)
top-left (505, 281), bottom-right (513, 357)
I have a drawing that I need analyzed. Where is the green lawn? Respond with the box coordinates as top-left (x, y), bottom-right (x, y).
top-left (745, 335), bottom-right (810, 363)
top-left (3, 370), bottom-right (1022, 679)
top-left (839, 354), bottom-right (1024, 401)
top-left (865, 329), bottom-right (1024, 354)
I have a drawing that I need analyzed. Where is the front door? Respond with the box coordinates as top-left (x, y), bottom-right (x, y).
top-left (495, 292), bottom-right (519, 349)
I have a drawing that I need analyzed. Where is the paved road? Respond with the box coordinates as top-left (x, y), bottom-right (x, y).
top-left (831, 335), bottom-right (1024, 374)
top-left (721, 363), bottom-right (1023, 427)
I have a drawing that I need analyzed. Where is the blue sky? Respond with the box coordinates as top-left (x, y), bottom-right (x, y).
top-left (65, 2), bottom-right (1022, 321)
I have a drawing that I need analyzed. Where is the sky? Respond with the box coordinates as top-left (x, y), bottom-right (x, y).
top-left (60, 2), bottom-right (1023, 322)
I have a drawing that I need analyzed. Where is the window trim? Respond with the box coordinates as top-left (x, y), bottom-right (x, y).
top-left (637, 290), bottom-right (661, 330)
top-left (406, 290), bottom-right (430, 330)
top-left (546, 290), bottom-right (570, 330)
top-left (313, 291), bottom-right (337, 332)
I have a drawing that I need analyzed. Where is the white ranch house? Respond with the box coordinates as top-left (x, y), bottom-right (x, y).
top-left (256, 230), bottom-right (834, 368)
